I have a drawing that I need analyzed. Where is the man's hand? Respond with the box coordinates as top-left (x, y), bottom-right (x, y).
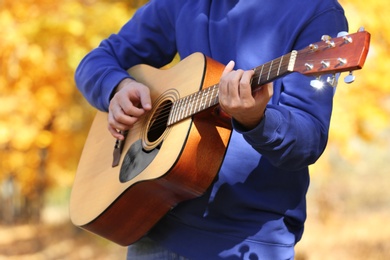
top-left (108, 78), bottom-right (152, 140)
top-left (218, 61), bottom-right (273, 130)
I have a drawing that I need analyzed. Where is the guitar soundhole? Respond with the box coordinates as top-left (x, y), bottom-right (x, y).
top-left (146, 100), bottom-right (172, 143)
top-left (119, 90), bottom-right (178, 183)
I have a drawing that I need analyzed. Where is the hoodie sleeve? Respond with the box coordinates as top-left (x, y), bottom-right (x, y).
top-left (74, 0), bottom-right (178, 111)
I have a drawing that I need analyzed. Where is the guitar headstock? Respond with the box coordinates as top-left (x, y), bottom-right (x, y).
top-left (294, 29), bottom-right (370, 86)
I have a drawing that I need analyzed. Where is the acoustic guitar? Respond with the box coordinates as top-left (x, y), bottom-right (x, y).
top-left (70, 30), bottom-right (370, 246)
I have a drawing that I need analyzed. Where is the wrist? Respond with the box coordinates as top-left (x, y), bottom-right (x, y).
top-left (236, 111), bottom-right (266, 131)
top-left (110, 77), bottom-right (133, 100)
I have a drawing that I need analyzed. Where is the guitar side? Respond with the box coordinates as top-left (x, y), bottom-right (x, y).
top-left (69, 53), bottom-right (231, 246)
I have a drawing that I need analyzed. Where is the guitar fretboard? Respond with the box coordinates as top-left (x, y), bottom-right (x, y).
top-left (167, 51), bottom-right (297, 126)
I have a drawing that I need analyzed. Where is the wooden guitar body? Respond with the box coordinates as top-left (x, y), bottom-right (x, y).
top-left (69, 53), bottom-right (231, 246)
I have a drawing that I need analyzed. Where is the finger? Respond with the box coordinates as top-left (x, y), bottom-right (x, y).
top-left (219, 69), bottom-right (245, 106)
top-left (121, 104), bottom-right (146, 118)
top-left (238, 70), bottom-right (255, 98)
top-left (118, 87), bottom-right (151, 116)
top-left (108, 125), bottom-right (125, 140)
top-left (264, 82), bottom-right (274, 101)
top-left (227, 69), bottom-right (245, 98)
top-left (108, 100), bottom-right (133, 126)
top-left (108, 109), bottom-right (139, 130)
top-left (253, 82), bottom-right (274, 100)
top-left (139, 87), bottom-right (152, 111)
top-left (222, 60), bottom-right (235, 77)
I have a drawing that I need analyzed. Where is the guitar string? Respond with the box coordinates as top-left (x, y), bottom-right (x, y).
top-left (158, 36), bottom-right (361, 129)
top-left (143, 60), bottom-right (290, 133)
top-left (116, 38), bottom-right (360, 139)
top-left (142, 57), bottom-right (292, 133)
top-left (128, 49), bottom-right (349, 134)
top-left (139, 55), bottom-right (289, 133)
top-left (152, 41), bottom-right (350, 130)
top-left (127, 54), bottom-right (289, 134)
top-left (121, 56), bottom-right (329, 136)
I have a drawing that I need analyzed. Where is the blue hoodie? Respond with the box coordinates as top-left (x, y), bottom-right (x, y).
top-left (75, 0), bottom-right (348, 259)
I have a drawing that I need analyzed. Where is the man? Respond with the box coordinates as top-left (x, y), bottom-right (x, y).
top-left (75, 0), bottom-right (348, 259)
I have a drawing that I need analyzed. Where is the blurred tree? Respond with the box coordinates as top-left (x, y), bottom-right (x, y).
top-left (0, 0), bottom-right (143, 223)
top-left (324, 0), bottom-right (390, 165)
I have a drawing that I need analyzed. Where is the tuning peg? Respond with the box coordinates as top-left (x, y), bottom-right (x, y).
top-left (337, 31), bottom-right (349, 37)
top-left (321, 60), bottom-right (330, 68)
top-left (309, 44), bottom-right (319, 52)
top-left (338, 58), bottom-right (347, 66)
top-left (321, 35), bottom-right (332, 41)
top-left (344, 72), bottom-right (355, 84)
top-left (337, 31), bottom-right (353, 43)
top-left (327, 74), bottom-right (338, 87)
top-left (305, 63), bottom-right (314, 70)
top-left (321, 35), bottom-right (335, 48)
top-left (310, 77), bottom-right (324, 89)
top-left (358, 26), bottom-right (365, 32)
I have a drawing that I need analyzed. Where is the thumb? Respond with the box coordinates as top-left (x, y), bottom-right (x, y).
top-left (139, 87), bottom-right (152, 111)
top-left (222, 60), bottom-right (235, 77)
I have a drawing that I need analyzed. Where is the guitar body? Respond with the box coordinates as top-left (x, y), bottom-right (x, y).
top-left (69, 53), bottom-right (232, 246)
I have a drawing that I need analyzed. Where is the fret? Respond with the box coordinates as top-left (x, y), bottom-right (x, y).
top-left (198, 90), bottom-right (204, 112)
top-left (202, 89), bottom-right (209, 109)
top-left (188, 93), bottom-right (194, 115)
top-left (277, 55), bottom-right (283, 76)
top-left (209, 85), bottom-right (218, 107)
top-left (266, 60), bottom-right (273, 81)
top-left (198, 90), bottom-right (204, 111)
top-left (182, 95), bottom-right (189, 119)
top-left (206, 87), bottom-right (211, 107)
top-left (186, 95), bottom-right (193, 118)
top-left (184, 96), bottom-right (190, 119)
top-left (182, 97), bottom-right (188, 120)
top-left (178, 97), bottom-right (186, 121)
top-left (203, 88), bottom-right (209, 108)
top-left (173, 98), bottom-right (182, 123)
top-left (193, 91), bottom-right (200, 114)
top-left (212, 85), bottom-right (219, 106)
top-left (170, 101), bottom-right (176, 124)
top-left (200, 90), bottom-right (206, 110)
top-left (257, 65), bottom-right (264, 86)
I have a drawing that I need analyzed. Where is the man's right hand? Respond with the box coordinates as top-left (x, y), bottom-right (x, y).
top-left (108, 78), bottom-right (152, 140)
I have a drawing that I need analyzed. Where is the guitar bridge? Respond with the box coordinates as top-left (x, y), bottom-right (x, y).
top-left (112, 130), bottom-right (128, 167)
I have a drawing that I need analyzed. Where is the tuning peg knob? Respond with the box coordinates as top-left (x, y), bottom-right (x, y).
top-left (344, 72), bottom-right (355, 84)
top-left (321, 60), bottom-right (330, 68)
top-left (321, 35), bottom-right (332, 41)
top-left (337, 31), bottom-right (353, 43)
top-left (305, 63), bottom-right (314, 70)
top-left (327, 74), bottom-right (338, 87)
top-left (338, 58), bottom-right (347, 65)
top-left (337, 31), bottom-right (349, 37)
top-left (310, 77), bottom-right (324, 89)
top-left (309, 44), bottom-right (319, 52)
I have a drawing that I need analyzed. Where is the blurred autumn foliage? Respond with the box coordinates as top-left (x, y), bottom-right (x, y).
top-left (327, 0), bottom-right (390, 161)
top-left (0, 0), bottom-right (389, 259)
top-left (0, 0), bottom-right (148, 222)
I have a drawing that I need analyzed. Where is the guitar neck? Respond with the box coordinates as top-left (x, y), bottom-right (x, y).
top-left (167, 51), bottom-right (297, 126)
